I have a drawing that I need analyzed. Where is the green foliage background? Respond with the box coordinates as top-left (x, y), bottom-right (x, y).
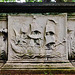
top-left (0, 0), bottom-right (42, 2)
top-left (0, 0), bottom-right (75, 2)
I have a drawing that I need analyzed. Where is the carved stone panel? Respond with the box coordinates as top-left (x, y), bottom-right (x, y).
top-left (0, 20), bottom-right (7, 61)
top-left (68, 18), bottom-right (75, 59)
top-left (8, 14), bottom-right (67, 62)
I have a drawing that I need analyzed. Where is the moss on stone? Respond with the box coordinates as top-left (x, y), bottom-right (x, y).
top-left (1, 69), bottom-right (75, 74)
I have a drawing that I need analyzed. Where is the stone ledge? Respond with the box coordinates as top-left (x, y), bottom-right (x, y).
top-left (2, 62), bottom-right (74, 69)
top-left (0, 69), bottom-right (75, 74)
top-left (0, 3), bottom-right (75, 13)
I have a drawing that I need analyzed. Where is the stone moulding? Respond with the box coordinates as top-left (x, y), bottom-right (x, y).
top-left (0, 3), bottom-right (75, 13)
top-left (1, 69), bottom-right (75, 74)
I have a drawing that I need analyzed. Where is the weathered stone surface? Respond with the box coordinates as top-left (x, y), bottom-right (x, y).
top-left (0, 13), bottom-right (74, 71)
top-left (68, 18), bottom-right (75, 60)
top-left (0, 20), bottom-right (7, 62)
top-left (8, 14), bottom-right (68, 62)
top-left (2, 62), bottom-right (74, 69)
top-left (1, 69), bottom-right (75, 74)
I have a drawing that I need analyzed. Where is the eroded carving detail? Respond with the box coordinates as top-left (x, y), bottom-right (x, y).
top-left (68, 27), bottom-right (75, 59)
top-left (28, 17), bottom-right (44, 57)
top-left (11, 17), bottom-right (44, 59)
top-left (8, 15), bottom-right (67, 61)
top-left (45, 19), bottom-right (55, 50)
top-left (0, 28), bottom-right (7, 61)
top-left (11, 25), bottom-right (30, 59)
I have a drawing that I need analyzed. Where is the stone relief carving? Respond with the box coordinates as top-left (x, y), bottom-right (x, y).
top-left (68, 31), bottom-right (75, 59)
top-left (28, 17), bottom-right (43, 47)
top-left (28, 17), bottom-right (44, 57)
top-left (11, 26), bottom-right (30, 59)
top-left (68, 19), bottom-right (75, 59)
top-left (0, 28), bottom-right (7, 61)
top-left (8, 14), bottom-right (67, 61)
top-left (45, 19), bottom-right (55, 51)
top-left (10, 17), bottom-right (45, 59)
